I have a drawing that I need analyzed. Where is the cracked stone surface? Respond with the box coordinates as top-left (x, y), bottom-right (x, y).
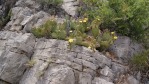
top-left (62, 0), bottom-right (78, 16)
top-left (4, 0), bottom-right (66, 32)
top-left (109, 36), bottom-right (144, 63)
top-left (19, 38), bottom-right (114, 84)
top-left (0, 31), bottom-right (35, 84)
top-left (0, 31), bottom-right (144, 84)
top-left (0, 0), bottom-right (146, 84)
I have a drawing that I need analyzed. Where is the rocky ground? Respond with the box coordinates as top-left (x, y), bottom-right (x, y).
top-left (0, 0), bottom-right (148, 84)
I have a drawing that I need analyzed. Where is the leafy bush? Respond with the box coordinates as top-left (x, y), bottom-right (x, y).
top-left (80, 0), bottom-right (149, 40)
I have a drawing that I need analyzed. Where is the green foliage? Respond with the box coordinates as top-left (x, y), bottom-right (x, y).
top-left (0, 9), bottom-right (12, 29)
top-left (97, 30), bottom-right (115, 51)
top-left (142, 30), bottom-right (149, 49)
top-left (32, 20), bottom-right (67, 40)
top-left (91, 19), bottom-right (101, 38)
top-left (67, 18), bottom-right (116, 51)
top-left (32, 0), bottom-right (119, 51)
top-left (25, 59), bottom-right (36, 67)
top-left (0, 20), bottom-right (3, 29)
top-left (131, 50), bottom-right (149, 72)
top-left (38, 0), bottom-right (63, 6)
top-left (51, 23), bottom-right (67, 40)
top-left (32, 28), bottom-right (45, 38)
top-left (32, 20), bottom-right (57, 38)
top-left (32, 18), bottom-right (116, 51)
top-left (81, 0), bottom-right (149, 40)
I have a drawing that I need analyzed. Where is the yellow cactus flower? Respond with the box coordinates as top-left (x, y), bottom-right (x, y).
top-left (111, 32), bottom-right (115, 35)
top-left (79, 20), bottom-right (83, 23)
top-left (83, 18), bottom-right (88, 22)
top-left (83, 20), bottom-right (87, 22)
top-left (84, 18), bottom-right (88, 21)
top-left (88, 46), bottom-right (91, 49)
top-left (97, 18), bottom-right (100, 21)
top-left (114, 36), bottom-right (118, 40)
top-left (68, 38), bottom-right (74, 43)
top-left (87, 27), bottom-right (90, 29)
top-left (69, 30), bottom-right (73, 33)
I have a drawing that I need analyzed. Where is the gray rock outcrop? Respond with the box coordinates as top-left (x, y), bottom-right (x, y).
top-left (109, 36), bottom-right (144, 63)
top-left (3, 0), bottom-right (77, 32)
top-left (0, 35), bottom-right (142, 84)
top-left (0, 0), bottom-right (147, 84)
top-left (0, 31), bottom-right (35, 84)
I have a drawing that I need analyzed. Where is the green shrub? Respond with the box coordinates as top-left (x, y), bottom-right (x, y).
top-left (67, 18), bottom-right (117, 51)
top-left (32, 18), bottom-right (117, 51)
top-left (32, 20), bottom-right (57, 38)
top-left (32, 20), bottom-right (67, 40)
top-left (142, 30), bottom-right (149, 49)
top-left (80, 0), bottom-right (149, 40)
top-left (131, 50), bottom-right (149, 72)
top-left (51, 22), bottom-right (67, 40)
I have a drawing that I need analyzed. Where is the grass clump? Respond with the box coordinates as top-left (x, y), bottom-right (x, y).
top-left (25, 59), bottom-right (36, 68)
top-left (32, 20), bottom-right (67, 40)
top-left (37, 0), bottom-right (63, 6)
top-left (32, 20), bottom-right (57, 38)
top-left (131, 50), bottom-right (149, 78)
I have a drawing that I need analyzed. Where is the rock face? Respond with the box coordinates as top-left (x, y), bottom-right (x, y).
top-left (0, 36), bottom-right (142, 84)
top-left (109, 36), bottom-right (144, 63)
top-left (19, 39), bottom-right (113, 84)
top-left (4, 0), bottom-right (50, 32)
top-left (0, 0), bottom-right (147, 84)
top-left (20, 64), bottom-right (75, 84)
top-left (3, 0), bottom-right (77, 32)
top-left (62, 0), bottom-right (79, 16)
top-left (0, 31), bottom-right (35, 84)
